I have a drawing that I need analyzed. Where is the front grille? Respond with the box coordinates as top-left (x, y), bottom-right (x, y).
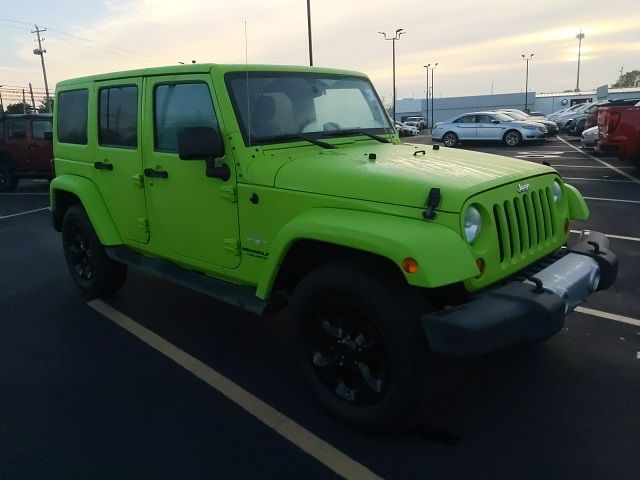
top-left (492, 187), bottom-right (557, 263)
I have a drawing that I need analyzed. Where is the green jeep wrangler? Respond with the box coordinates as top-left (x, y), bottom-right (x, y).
top-left (50, 64), bottom-right (618, 430)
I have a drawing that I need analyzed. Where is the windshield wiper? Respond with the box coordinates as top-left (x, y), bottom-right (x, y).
top-left (321, 128), bottom-right (390, 143)
top-left (256, 133), bottom-right (336, 149)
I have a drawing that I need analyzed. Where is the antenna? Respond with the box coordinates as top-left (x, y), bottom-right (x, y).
top-left (245, 20), bottom-right (251, 146)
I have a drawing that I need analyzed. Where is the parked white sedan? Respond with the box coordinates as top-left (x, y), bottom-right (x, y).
top-left (432, 112), bottom-right (548, 147)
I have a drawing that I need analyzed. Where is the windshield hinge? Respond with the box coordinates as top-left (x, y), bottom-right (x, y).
top-left (220, 185), bottom-right (237, 203)
top-left (224, 238), bottom-right (241, 256)
top-left (423, 188), bottom-right (441, 220)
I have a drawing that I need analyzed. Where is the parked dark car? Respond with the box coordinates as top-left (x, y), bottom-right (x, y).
top-left (495, 109), bottom-right (559, 136)
top-left (595, 99), bottom-right (640, 167)
top-left (0, 113), bottom-right (53, 191)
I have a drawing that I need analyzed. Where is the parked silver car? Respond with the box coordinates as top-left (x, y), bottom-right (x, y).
top-left (496, 109), bottom-right (559, 136)
top-left (581, 126), bottom-right (598, 149)
top-left (432, 111), bottom-right (547, 147)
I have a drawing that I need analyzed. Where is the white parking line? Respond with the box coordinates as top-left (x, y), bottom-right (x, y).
top-left (583, 197), bottom-right (640, 204)
top-left (87, 299), bottom-right (382, 480)
top-left (570, 230), bottom-right (640, 242)
top-left (556, 136), bottom-right (640, 184)
top-left (563, 177), bottom-right (635, 183)
top-left (575, 307), bottom-right (640, 328)
top-left (552, 165), bottom-right (637, 169)
top-left (0, 192), bottom-right (49, 196)
top-left (0, 207), bottom-right (49, 220)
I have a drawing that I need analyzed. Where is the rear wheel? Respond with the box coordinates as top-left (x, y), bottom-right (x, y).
top-left (290, 260), bottom-right (429, 431)
top-left (62, 204), bottom-right (127, 298)
top-left (442, 131), bottom-right (458, 147)
top-left (0, 160), bottom-right (18, 192)
top-left (503, 130), bottom-right (522, 146)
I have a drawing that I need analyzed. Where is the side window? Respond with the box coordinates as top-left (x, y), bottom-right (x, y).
top-left (32, 120), bottom-right (53, 140)
top-left (99, 86), bottom-right (138, 148)
top-left (154, 83), bottom-right (218, 153)
top-left (454, 116), bottom-right (475, 124)
top-left (476, 115), bottom-right (492, 123)
top-left (7, 120), bottom-right (27, 139)
top-left (58, 89), bottom-right (88, 144)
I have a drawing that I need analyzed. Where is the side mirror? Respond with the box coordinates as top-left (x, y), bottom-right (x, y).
top-left (43, 131), bottom-right (53, 140)
top-left (177, 126), bottom-right (230, 181)
top-left (491, 119), bottom-right (500, 124)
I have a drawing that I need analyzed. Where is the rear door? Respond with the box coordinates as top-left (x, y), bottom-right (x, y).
top-left (94, 78), bottom-right (149, 244)
top-left (452, 115), bottom-right (476, 139)
top-left (4, 119), bottom-right (28, 170)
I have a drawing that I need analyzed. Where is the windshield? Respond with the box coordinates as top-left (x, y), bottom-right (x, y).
top-left (493, 112), bottom-right (515, 122)
top-left (226, 72), bottom-right (392, 146)
top-left (502, 111), bottom-right (527, 120)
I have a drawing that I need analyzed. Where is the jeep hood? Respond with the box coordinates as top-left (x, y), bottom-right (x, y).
top-left (271, 143), bottom-right (554, 212)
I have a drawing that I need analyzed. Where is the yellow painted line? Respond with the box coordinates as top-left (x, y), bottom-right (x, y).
top-left (556, 136), bottom-right (640, 184)
top-left (575, 306), bottom-right (640, 328)
top-left (87, 299), bottom-right (383, 480)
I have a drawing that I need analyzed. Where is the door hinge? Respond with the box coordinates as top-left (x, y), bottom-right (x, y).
top-left (131, 174), bottom-right (144, 188)
top-left (136, 217), bottom-right (149, 232)
top-left (220, 185), bottom-right (237, 203)
top-left (224, 238), bottom-right (241, 256)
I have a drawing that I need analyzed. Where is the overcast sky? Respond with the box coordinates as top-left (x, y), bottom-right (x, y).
top-left (1, 0), bottom-right (639, 104)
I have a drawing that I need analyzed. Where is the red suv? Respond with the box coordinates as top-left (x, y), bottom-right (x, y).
top-left (0, 113), bottom-right (54, 191)
top-left (596, 99), bottom-right (640, 167)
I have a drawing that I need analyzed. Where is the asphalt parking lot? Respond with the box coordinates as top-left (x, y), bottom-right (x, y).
top-left (1, 134), bottom-right (639, 479)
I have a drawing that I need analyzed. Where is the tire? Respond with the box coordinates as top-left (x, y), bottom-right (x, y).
top-left (503, 130), bottom-right (522, 146)
top-left (0, 160), bottom-right (18, 192)
top-left (442, 131), bottom-right (458, 147)
top-left (289, 260), bottom-right (429, 431)
top-left (62, 204), bottom-right (127, 298)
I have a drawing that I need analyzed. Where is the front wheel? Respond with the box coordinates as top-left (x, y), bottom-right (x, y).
top-left (62, 204), bottom-right (127, 298)
top-left (442, 131), bottom-right (458, 147)
top-left (290, 261), bottom-right (429, 431)
top-left (503, 130), bottom-right (522, 146)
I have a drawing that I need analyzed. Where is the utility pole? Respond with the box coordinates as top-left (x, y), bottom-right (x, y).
top-left (575, 29), bottom-right (585, 92)
top-left (422, 64), bottom-right (431, 128)
top-left (618, 66), bottom-right (624, 85)
top-left (0, 86), bottom-right (4, 113)
top-left (32, 25), bottom-right (51, 112)
top-left (306, 0), bottom-right (313, 66)
top-left (431, 63), bottom-right (437, 131)
top-left (29, 83), bottom-right (36, 112)
top-left (22, 89), bottom-right (27, 113)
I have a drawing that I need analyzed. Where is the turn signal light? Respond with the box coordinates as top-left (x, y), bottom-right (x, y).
top-left (564, 218), bottom-right (570, 234)
top-left (402, 258), bottom-right (419, 274)
top-left (476, 258), bottom-right (485, 273)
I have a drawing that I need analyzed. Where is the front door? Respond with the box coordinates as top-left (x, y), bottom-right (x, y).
top-left (142, 75), bottom-right (240, 269)
top-left (476, 114), bottom-right (503, 140)
top-left (4, 119), bottom-right (28, 170)
top-left (452, 115), bottom-right (477, 140)
top-left (28, 118), bottom-right (53, 172)
top-left (94, 79), bottom-right (149, 244)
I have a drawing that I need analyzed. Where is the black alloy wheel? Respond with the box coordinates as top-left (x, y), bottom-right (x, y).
top-left (442, 132), bottom-right (458, 147)
top-left (0, 161), bottom-right (18, 192)
top-left (305, 296), bottom-right (390, 406)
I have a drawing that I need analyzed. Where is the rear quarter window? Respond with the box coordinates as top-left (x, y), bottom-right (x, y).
top-left (57, 89), bottom-right (89, 144)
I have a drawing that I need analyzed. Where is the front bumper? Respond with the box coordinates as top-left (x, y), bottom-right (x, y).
top-left (422, 231), bottom-right (618, 356)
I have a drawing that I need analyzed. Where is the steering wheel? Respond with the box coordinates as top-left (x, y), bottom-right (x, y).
top-left (323, 122), bottom-right (341, 131)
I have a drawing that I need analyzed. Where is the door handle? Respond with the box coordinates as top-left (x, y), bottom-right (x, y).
top-left (144, 168), bottom-right (168, 179)
top-left (94, 161), bottom-right (114, 171)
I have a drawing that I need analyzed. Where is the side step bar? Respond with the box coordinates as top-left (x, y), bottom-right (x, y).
top-left (105, 247), bottom-right (283, 315)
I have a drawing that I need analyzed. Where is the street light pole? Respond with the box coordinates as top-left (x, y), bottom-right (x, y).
top-left (306, 0), bottom-right (313, 66)
top-left (379, 29), bottom-right (405, 122)
top-left (431, 63), bottom-right (438, 131)
top-left (575, 29), bottom-right (585, 92)
top-left (422, 64), bottom-right (430, 129)
top-left (522, 53), bottom-right (534, 113)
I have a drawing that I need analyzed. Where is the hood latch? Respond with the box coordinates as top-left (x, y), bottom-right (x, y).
top-left (423, 188), bottom-right (441, 220)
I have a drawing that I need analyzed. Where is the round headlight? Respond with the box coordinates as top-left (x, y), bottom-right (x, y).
top-left (553, 180), bottom-right (563, 203)
top-left (464, 206), bottom-right (482, 244)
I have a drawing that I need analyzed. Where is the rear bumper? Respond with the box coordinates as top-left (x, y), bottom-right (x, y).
top-left (422, 231), bottom-right (618, 356)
